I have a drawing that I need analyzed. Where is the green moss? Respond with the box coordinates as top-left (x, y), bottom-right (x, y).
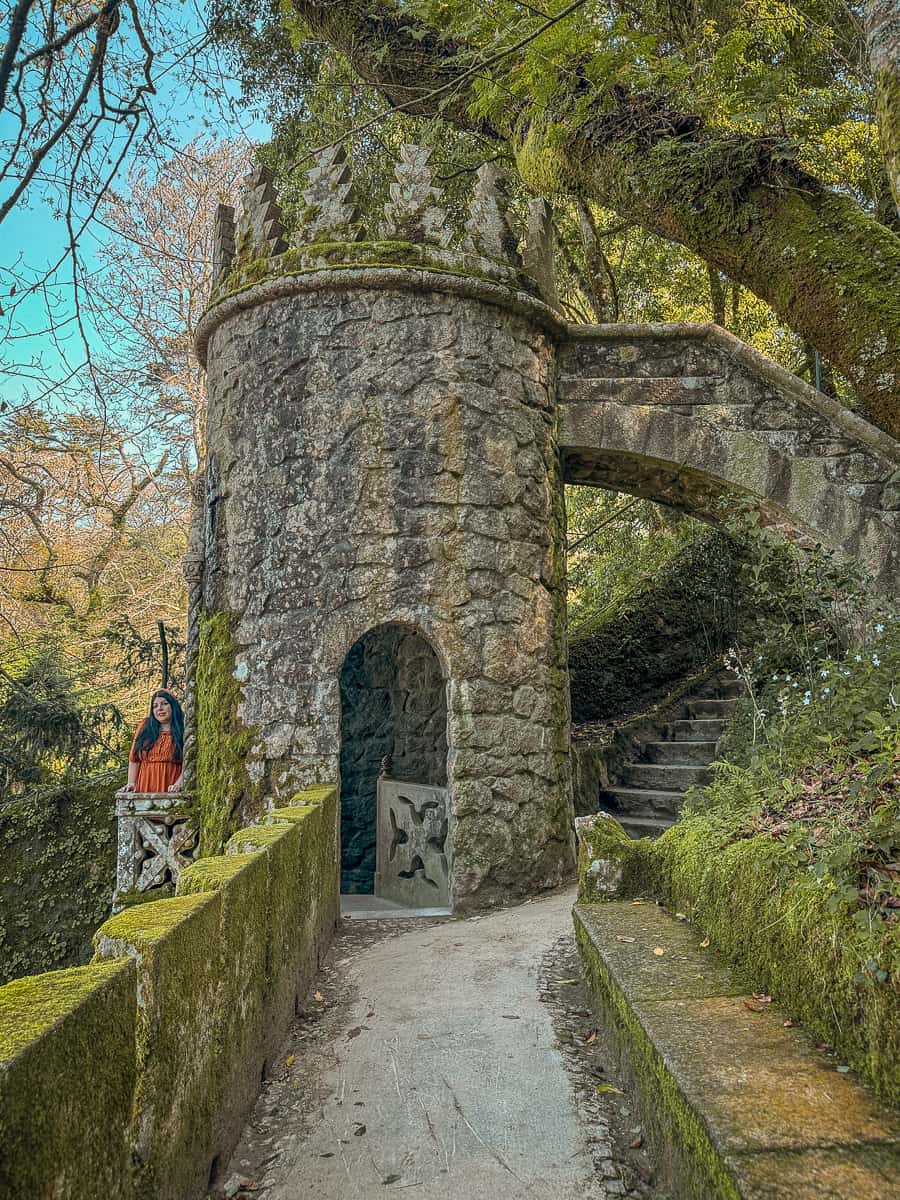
top-left (0, 770), bottom-right (119, 984)
top-left (195, 610), bottom-right (265, 854)
top-left (96, 892), bottom-right (214, 949)
top-left (0, 958), bottom-right (130, 1060)
top-left (226, 823), bottom-right (295, 853)
top-left (515, 118), bottom-right (581, 195)
top-left (577, 814), bottom-right (660, 903)
top-left (209, 238), bottom-right (544, 315)
top-left (95, 891), bottom-right (225, 1200)
top-left (287, 782), bottom-right (338, 808)
top-left (176, 852), bottom-right (260, 892)
top-left (574, 913), bottom-right (742, 1199)
top-left (263, 804), bottom-right (315, 824)
top-left (177, 848), bottom-right (272, 1138)
top-left (0, 958), bottom-right (136, 1199)
top-left (649, 815), bottom-right (900, 1106)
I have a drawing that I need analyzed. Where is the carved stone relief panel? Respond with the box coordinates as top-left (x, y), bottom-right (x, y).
top-left (114, 794), bottom-right (198, 911)
top-left (375, 779), bottom-right (449, 908)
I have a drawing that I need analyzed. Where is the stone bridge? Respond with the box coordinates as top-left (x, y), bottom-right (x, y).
top-left (558, 323), bottom-right (899, 593)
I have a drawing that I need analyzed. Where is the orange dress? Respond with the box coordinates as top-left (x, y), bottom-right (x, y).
top-left (130, 721), bottom-right (182, 793)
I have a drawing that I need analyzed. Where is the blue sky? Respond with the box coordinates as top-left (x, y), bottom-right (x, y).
top-left (0, 4), bottom-right (270, 411)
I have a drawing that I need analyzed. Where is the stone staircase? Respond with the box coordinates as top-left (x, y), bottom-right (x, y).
top-left (599, 675), bottom-right (743, 837)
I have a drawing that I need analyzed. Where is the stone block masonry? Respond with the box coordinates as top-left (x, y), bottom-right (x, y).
top-left (574, 900), bottom-right (900, 1199)
top-left (199, 177), bottom-right (577, 907)
top-left (0, 782), bottom-right (339, 1200)
top-left (190, 142), bottom-right (899, 914)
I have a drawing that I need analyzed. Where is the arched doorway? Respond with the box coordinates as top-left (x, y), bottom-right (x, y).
top-left (339, 624), bottom-right (448, 904)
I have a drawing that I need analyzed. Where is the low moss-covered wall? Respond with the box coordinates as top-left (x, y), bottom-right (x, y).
top-left (575, 812), bottom-right (900, 1106)
top-left (0, 770), bottom-right (118, 985)
top-left (573, 909), bottom-right (742, 1200)
top-left (0, 958), bottom-right (137, 1200)
top-left (0, 782), bottom-right (339, 1200)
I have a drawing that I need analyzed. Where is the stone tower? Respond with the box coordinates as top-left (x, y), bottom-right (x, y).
top-left (191, 147), bottom-right (575, 909)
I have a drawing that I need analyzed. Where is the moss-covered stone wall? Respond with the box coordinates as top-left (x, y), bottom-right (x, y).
top-left (0, 957), bottom-right (136, 1200)
top-left (194, 610), bottom-right (266, 854)
top-left (0, 771), bottom-right (118, 985)
top-left (0, 781), bottom-right (339, 1200)
top-left (575, 812), bottom-right (900, 1106)
top-left (569, 535), bottom-right (738, 726)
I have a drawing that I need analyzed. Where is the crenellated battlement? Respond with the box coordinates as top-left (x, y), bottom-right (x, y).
top-left (204, 142), bottom-right (559, 322)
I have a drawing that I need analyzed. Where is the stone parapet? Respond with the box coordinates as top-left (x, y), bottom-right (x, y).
top-left (0, 782), bottom-right (339, 1200)
top-left (574, 900), bottom-right (900, 1198)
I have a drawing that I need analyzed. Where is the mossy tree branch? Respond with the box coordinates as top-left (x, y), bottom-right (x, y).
top-left (289, 0), bottom-right (900, 439)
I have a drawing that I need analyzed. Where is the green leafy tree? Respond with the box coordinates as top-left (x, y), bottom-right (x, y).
top-left (0, 645), bottom-right (124, 798)
top-left (213, 0), bottom-right (900, 436)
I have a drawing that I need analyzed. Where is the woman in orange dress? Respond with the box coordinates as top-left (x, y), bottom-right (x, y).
top-left (122, 690), bottom-right (184, 794)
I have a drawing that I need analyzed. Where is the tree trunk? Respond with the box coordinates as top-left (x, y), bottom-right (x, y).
top-left (866, 0), bottom-right (900, 219)
top-left (707, 265), bottom-right (726, 327)
top-left (289, 0), bottom-right (900, 440)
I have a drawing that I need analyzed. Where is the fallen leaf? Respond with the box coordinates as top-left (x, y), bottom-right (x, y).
top-left (285, 1055), bottom-right (295, 1067)
top-left (652, 947), bottom-right (665, 957)
top-left (595, 1083), bottom-right (622, 1094)
top-left (314, 991), bottom-right (324, 1002)
top-left (700, 936), bottom-right (710, 949)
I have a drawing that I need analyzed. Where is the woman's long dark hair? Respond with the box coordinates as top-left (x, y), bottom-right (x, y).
top-left (133, 690), bottom-right (184, 762)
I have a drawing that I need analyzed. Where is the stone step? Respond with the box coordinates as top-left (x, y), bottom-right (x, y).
top-left (694, 677), bottom-right (743, 701)
top-left (683, 697), bottom-right (739, 720)
top-left (668, 718), bottom-right (726, 741)
top-left (716, 679), bottom-right (745, 700)
top-left (601, 786), bottom-right (685, 817)
top-left (642, 740), bottom-right (719, 765)
top-left (598, 810), bottom-right (674, 840)
top-left (623, 762), bottom-right (712, 791)
top-left (574, 901), bottom-right (900, 1199)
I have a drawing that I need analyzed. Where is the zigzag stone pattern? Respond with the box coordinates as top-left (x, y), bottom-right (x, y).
top-left (235, 164), bottom-right (288, 258)
top-left (211, 203), bottom-right (235, 290)
top-left (462, 161), bottom-right (520, 264)
top-left (379, 142), bottom-right (452, 247)
top-left (295, 144), bottom-right (365, 244)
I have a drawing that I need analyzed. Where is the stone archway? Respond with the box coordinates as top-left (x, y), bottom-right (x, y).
top-left (338, 624), bottom-right (448, 899)
top-left (557, 324), bottom-right (900, 595)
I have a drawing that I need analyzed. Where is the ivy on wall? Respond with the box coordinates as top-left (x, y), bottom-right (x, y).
top-left (0, 771), bottom-right (118, 985)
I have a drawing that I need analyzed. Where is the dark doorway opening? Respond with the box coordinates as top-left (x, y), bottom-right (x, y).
top-left (339, 625), bottom-right (447, 894)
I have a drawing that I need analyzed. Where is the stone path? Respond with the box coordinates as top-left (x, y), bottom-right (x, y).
top-left (214, 888), bottom-right (662, 1200)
